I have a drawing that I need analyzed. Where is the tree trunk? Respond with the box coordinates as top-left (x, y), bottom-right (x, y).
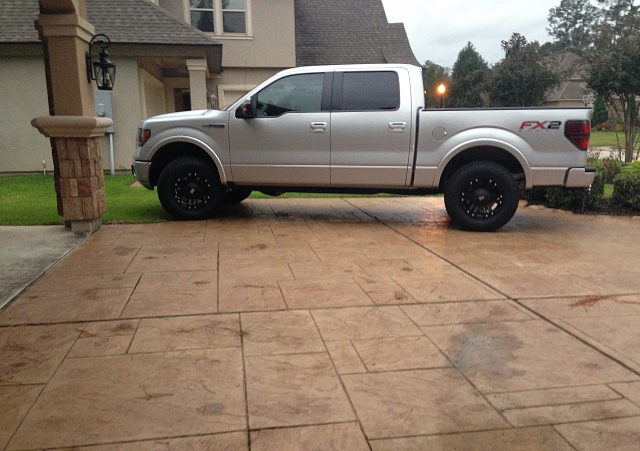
top-left (624, 95), bottom-right (638, 163)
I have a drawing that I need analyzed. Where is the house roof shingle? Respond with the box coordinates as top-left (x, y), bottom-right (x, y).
top-left (0, 0), bottom-right (220, 47)
top-left (88, 0), bottom-right (221, 47)
top-left (0, 0), bottom-right (41, 43)
top-left (545, 52), bottom-right (590, 103)
top-left (294, 0), bottom-right (419, 66)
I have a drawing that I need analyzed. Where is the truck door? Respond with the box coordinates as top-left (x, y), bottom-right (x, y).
top-left (228, 72), bottom-right (331, 186)
top-left (330, 69), bottom-right (413, 187)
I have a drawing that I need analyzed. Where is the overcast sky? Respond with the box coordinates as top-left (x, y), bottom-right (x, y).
top-left (380, 0), bottom-right (563, 69)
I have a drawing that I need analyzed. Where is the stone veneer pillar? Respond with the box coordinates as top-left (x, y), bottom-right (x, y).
top-left (31, 116), bottom-right (113, 234)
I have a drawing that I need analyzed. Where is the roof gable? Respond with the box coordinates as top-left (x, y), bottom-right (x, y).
top-left (295, 0), bottom-right (419, 66)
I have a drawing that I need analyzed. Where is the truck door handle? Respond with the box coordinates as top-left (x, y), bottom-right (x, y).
top-left (389, 122), bottom-right (407, 133)
top-left (310, 122), bottom-right (327, 133)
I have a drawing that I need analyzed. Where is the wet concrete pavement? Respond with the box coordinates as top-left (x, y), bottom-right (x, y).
top-left (1, 197), bottom-right (640, 450)
top-left (0, 226), bottom-right (86, 311)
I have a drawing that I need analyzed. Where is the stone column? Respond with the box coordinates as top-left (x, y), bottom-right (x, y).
top-left (33, 1), bottom-right (112, 234)
top-left (32, 116), bottom-right (113, 234)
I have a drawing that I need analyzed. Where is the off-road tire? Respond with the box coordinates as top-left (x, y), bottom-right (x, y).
top-left (444, 161), bottom-right (519, 232)
top-left (157, 157), bottom-right (223, 220)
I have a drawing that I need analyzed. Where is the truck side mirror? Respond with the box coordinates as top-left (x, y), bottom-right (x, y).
top-left (235, 97), bottom-right (257, 119)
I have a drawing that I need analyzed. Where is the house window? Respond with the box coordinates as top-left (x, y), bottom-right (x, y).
top-left (190, 0), bottom-right (215, 33)
top-left (189, 0), bottom-right (248, 35)
top-left (222, 0), bottom-right (246, 33)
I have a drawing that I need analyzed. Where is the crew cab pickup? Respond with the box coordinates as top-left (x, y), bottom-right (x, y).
top-left (133, 64), bottom-right (594, 231)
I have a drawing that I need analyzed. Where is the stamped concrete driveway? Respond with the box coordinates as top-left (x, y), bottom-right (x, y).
top-left (1, 197), bottom-right (640, 450)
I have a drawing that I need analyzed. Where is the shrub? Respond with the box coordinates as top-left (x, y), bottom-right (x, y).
top-left (611, 172), bottom-right (640, 210)
top-left (522, 187), bottom-right (548, 203)
top-left (599, 158), bottom-right (624, 183)
top-left (521, 171), bottom-right (605, 212)
top-left (597, 121), bottom-right (625, 132)
top-left (547, 171), bottom-right (605, 211)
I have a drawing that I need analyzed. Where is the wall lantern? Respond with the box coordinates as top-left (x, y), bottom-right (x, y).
top-left (86, 34), bottom-right (116, 90)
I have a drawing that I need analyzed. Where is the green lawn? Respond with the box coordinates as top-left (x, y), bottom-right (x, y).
top-left (0, 174), bottom-right (168, 225)
top-left (3, 156), bottom-right (638, 225)
top-left (590, 130), bottom-right (626, 147)
top-left (604, 183), bottom-right (614, 198)
top-left (0, 174), bottom-right (400, 225)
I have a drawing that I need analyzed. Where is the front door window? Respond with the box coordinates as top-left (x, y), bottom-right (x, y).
top-left (256, 73), bottom-right (325, 117)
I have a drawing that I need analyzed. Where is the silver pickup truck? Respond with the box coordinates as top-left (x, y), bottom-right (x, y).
top-left (133, 64), bottom-right (594, 231)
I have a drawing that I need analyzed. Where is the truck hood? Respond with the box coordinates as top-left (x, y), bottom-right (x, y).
top-left (147, 110), bottom-right (212, 121)
top-left (143, 109), bottom-right (229, 127)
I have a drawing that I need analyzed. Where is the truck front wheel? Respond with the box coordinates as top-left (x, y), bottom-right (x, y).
top-left (157, 157), bottom-right (223, 220)
top-left (444, 161), bottom-right (519, 232)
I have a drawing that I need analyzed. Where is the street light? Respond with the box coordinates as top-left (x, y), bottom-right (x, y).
top-left (437, 83), bottom-right (446, 108)
top-left (86, 34), bottom-right (116, 90)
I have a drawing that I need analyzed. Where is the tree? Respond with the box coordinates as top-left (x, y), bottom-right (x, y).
top-left (587, 0), bottom-right (640, 162)
top-left (547, 0), bottom-right (599, 53)
top-left (422, 60), bottom-right (451, 108)
top-left (449, 42), bottom-right (490, 108)
top-left (487, 33), bottom-right (560, 107)
top-left (539, 40), bottom-right (572, 57)
top-left (591, 95), bottom-right (610, 126)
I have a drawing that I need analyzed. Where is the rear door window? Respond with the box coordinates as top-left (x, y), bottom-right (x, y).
top-left (336, 71), bottom-right (400, 111)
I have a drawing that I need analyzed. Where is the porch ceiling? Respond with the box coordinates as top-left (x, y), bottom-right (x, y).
top-left (138, 57), bottom-right (200, 78)
top-left (126, 43), bottom-right (223, 78)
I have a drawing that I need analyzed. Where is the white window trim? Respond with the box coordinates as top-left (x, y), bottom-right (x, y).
top-left (184, 0), bottom-right (252, 38)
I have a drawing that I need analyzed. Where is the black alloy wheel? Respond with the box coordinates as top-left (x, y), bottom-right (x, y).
top-left (157, 157), bottom-right (223, 220)
top-left (444, 161), bottom-right (519, 232)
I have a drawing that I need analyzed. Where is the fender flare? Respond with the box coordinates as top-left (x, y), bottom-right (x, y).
top-left (149, 135), bottom-right (228, 185)
top-left (434, 138), bottom-right (533, 189)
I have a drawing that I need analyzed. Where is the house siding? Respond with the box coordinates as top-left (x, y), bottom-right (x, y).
top-left (0, 55), bottom-right (51, 173)
top-left (97, 58), bottom-right (145, 172)
top-left (0, 0), bottom-right (417, 173)
top-left (187, 0), bottom-right (297, 107)
top-left (220, 0), bottom-right (295, 69)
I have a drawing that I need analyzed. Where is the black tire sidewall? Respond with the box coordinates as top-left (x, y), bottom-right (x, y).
top-left (157, 157), bottom-right (223, 220)
top-left (444, 161), bottom-right (519, 232)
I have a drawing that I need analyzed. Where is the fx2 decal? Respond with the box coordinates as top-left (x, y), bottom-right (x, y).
top-left (520, 121), bottom-right (562, 130)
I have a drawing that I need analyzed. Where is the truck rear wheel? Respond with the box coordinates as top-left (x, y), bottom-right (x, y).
top-left (157, 157), bottom-right (223, 220)
top-left (444, 161), bottom-right (519, 232)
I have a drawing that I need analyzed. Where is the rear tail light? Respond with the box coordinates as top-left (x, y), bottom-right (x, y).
top-left (565, 120), bottom-right (590, 151)
top-left (138, 128), bottom-right (151, 146)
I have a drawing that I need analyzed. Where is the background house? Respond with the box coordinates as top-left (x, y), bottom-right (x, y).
top-left (295, 0), bottom-right (419, 66)
top-left (0, 0), bottom-right (417, 174)
top-left (545, 52), bottom-right (592, 108)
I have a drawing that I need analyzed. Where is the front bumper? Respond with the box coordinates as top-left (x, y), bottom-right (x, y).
top-left (565, 167), bottom-right (596, 188)
top-left (132, 160), bottom-right (153, 190)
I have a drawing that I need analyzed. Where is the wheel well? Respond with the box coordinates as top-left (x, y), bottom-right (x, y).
top-left (148, 142), bottom-right (215, 187)
top-left (439, 146), bottom-right (525, 190)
